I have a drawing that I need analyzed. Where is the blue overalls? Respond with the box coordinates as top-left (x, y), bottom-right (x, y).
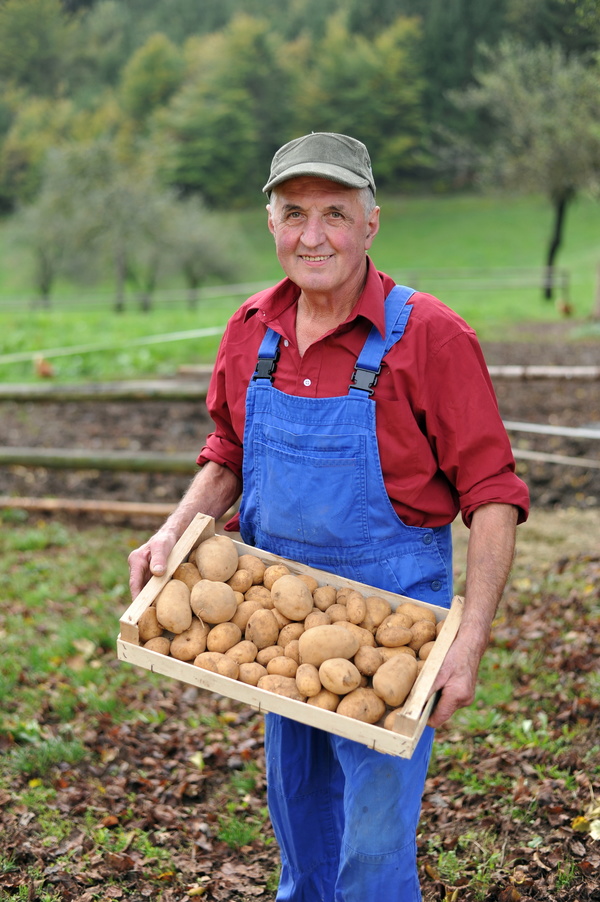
top-left (239, 286), bottom-right (453, 902)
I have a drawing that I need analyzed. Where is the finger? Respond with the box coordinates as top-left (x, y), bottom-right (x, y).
top-left (128, 545), bottom-right (152, 599)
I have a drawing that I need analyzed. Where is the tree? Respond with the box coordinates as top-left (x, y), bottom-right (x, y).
top-left (0, 0), bottom-right (75, 96)
top-left (0, 95), bottom-right (77, 207)
top-left (153, 15), bottom-right (292, 205)
top-left (167, 196), bottom-right (240, 307)
top-left (120, 33), bottom-right (184, 123)
top-left (450, 40), bottom-right (600, 299)
top-left (290, 14), bottom-right (428, 187)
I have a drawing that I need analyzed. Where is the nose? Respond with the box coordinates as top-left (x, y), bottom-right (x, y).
top-left (301, 213), bottom-right (326, 248)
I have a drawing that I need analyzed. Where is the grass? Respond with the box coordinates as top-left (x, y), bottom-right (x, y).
top-left (0, 191), bottom-right (598, 384)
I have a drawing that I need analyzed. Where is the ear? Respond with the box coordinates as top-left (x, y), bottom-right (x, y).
top-left (266, 203), bottom-right (276, 237)
top-left (365, 206), bottom-right (380, 249)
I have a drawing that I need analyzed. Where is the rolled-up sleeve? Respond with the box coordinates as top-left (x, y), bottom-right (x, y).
top-left (196, 324), bottom-right (245, 478)
top-left (421, 329), bottom-right (529, 526)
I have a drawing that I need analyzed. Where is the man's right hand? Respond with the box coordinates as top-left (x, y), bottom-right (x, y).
top-left (128, 527), bottom-right (179, 599)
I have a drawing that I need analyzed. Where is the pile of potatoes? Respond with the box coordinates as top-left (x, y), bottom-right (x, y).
top-left (138, 534), bottom-right (443, 730)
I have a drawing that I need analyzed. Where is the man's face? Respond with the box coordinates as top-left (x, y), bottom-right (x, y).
top-left (267, 177), bottom-right (380, 302)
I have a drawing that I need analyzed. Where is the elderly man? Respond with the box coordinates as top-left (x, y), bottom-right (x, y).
top-left (129, 132), bottom-right (529, 901)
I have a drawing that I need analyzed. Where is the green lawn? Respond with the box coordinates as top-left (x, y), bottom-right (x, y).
top-left (0, 192), bottom-right (598, 383)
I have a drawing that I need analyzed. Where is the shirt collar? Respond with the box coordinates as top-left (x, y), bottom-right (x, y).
top-left (244, 257), bottom-right (390, 338)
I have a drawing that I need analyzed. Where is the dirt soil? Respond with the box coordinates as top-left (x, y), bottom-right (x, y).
top-left (0, 336), bottom-right (599, 517)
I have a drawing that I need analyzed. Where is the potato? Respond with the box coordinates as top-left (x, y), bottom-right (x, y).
top-left (244, 585), bottom-right (272, 603)
top-left (396, 601), bottom-right (437, 626)
top-left (206, 621), bottom-right (242, 653)
top-left (272, 608), bottom-right (291, 629)
top-left (408, 620), bottom-right (437, 652)
top-left (256, 644), bottom-right (284, 666)
top-left (304, 610), bottom-right (331, 630)
top-left (231, 600), bottom-right (265, 631)
top-left (295, 663), bottom-right (322, 698)
top-left (360, 595), bottom-right (392, 632)
top-left (245, 608), bottom-right (280, 649)
top-left (375, 614), bottom-right (413, 648)
top-left (267, 656), bottom-right (298, 678)
top-left (170, 619), bottom-right (210, 661)
top-left (193, 651), bottom-right (239, 679)
top-left (306, 688), bottom-right (339, 711)
top-left (372, 654), bottom-right (418, 707)
top-left (190, 579), bottom-right (237, 624)
top-left (296, 573), bottom-right (319, 594)
top-left (379, 645), bottom-right (416, 662)
top-left (155, 579), bottom-right (192, 634)
top-left (263, 563), bottom-right (291, 589)
top-left (336, 587), bottom-right (353, 603)
top-left (172, 561), bottom-right (201, 590)
top-left (284, 639), bottom-right (300, 664)
top-left (225, 639), bottom-right (258, 664)
top-left (237, 553), bottom-right (266, 585)
top-left (227, 569), bottom-right (252, 594)
top-left (257, 674), bottom-right (306, 701)
top-left (353, 645), bottom-right (384, 676)
top-left (238, 661), bottom-right (267, 685)
top-left (383, 708), bottom-right (403, 731)
top-left (271, 574), bottom-right (313, 621)
top-left (194, 534), bottom-right (239, 582)
top-left (298, 624), bottom-right (360, 667)
top-left (278, 621), bottom-right (305, 647)
top-left (313, 585), bottom-right (337, 611)
top-left (334, 621), bottom-right (376, 648)
top-left (319, 658), bottom-right (362, 695)
top-left (337, 687), bottom-right (386, 724)
top-left (419, 640), bottom-right (436, 661)
top-left (327, 603), bottom-right (349, 623)
top-left (138, 606), bottom-right (163, 642)
top-left (346, 592), bottom-right (367, 625)
top-left (144, 636), bottom-right (171, 655)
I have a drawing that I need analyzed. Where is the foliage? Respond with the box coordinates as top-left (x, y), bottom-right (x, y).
top-left (120, 32), bottom-right (185, 123)
top-left (0, 0), bottom-right (75, 97)
top-left (447, 39), bottom-right (600, 292)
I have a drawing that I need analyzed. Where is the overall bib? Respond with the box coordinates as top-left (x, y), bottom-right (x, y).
top-left (239, 286), bottom-right (453, 902)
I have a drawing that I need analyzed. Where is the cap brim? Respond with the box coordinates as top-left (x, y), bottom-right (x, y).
top-left (263, 163), bottom-right (371, 194)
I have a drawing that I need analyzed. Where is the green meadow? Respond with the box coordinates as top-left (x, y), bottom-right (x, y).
top-left (0, 192), bottom-right (598, 384)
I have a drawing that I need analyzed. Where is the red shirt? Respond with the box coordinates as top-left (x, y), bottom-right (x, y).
top-left (198, 260), bottom-right (529, 528)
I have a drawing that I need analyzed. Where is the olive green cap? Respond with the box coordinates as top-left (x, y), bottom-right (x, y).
top-left (263, 132), bottom-right (376, 195)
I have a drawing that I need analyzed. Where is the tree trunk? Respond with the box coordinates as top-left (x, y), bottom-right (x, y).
top-left (114, 247), bottom-right (127, 313)
top-left (544, 192), bottom-right (571, 301)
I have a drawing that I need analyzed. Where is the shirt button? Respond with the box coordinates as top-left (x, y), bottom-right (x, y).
top-left (431, 580), bottom-right (442, 592)
top-left (303, 378), bottom-right (311, 387)
top-left (283, 339), bottom-right (289, 347)
top-left (423, 534), bottom-right (433, 545)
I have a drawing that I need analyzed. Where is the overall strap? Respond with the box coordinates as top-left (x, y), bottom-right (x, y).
top-left (349, 285), bottom-right (415, 397)
top-left (252, 327), bottom-right (281, 384)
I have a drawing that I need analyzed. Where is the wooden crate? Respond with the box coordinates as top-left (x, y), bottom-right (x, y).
top-left (117, 513), bottom-right (463, 758)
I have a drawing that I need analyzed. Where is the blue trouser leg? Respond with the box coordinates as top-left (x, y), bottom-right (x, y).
top-left (265, 714), bottom-right (434, 902)
top-left (333, 729), bottom-right (434, 902)
top-left (265, 715), bottom-right (344, 901)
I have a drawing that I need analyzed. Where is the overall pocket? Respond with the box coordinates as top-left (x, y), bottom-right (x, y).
top-left (253, 424), bottom-right (370, 547)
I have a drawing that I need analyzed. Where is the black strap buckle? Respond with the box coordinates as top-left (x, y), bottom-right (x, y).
top-left (253, 347), bottom-right (280, 381)
top-left (349, 364), bottom-right (381, 396)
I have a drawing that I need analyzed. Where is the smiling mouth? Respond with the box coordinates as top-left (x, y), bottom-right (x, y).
top-left (299, 255), bottom-right (332, 262)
